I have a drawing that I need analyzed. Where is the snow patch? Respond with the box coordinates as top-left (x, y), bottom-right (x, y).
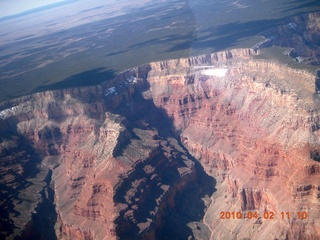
top-left (127, 76), bottom-right (137, 84)
top-left (201, 68), bottom-right (229, 77)
top-left (105, 87), bottom-right (117, 97)
top-left (287, 22), bottom-right (297, 30)
top-left (0, 106), bottom-right (18, 120)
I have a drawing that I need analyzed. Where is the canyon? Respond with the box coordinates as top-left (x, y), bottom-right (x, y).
top-left (1, 12), bottom-right (320, 240)
top-left (259, 11), bottom-right (320, 65)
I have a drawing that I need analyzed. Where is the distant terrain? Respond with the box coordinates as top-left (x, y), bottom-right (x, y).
top-left (1, 0), bottom-right (320, 102)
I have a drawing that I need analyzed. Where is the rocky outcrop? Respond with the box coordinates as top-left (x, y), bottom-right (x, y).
top-left (0, 47), bottom-right (319, 239)
top-left (145, 48), bottom-right (320, 239)
top-left (0, 67), bottom-right (211, 239)
top-left (259, 11), bottom-right (320, 65)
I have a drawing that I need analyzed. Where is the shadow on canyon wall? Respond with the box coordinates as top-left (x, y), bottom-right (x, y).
top-left (159, 146), bottom-right (216, 240)
top-left (0, 120), bottom-right (57, 240)
top-left (110, 78), bottom-right (216, 239)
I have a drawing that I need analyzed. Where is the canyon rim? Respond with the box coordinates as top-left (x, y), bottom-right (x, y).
top-left (1, 8), bottom-right (320, 240)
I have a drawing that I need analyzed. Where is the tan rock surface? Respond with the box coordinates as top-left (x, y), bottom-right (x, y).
top-left (0, 71), bottom-right (205, 239)
top-left (146, 48), bottom-right (320, 239)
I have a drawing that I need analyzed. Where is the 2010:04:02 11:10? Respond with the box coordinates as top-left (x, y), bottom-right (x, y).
top-left (220, 211), bottom-right (308, 219)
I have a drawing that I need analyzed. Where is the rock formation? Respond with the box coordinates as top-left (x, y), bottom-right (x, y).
top-left (1, 17), bottom-right (320, 240)
top-left (260, 11), bottom-right (320, 65)
top-left (0, 67), bottom-right (214, 240)
top-left (145, 48), bottom-right (320, 239)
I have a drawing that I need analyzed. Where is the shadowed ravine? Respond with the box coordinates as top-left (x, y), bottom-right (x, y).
top-left (16, 169), bottom-right (57, 240)
top-left (110, 86), bottom-right (216, 239)
top-left (99, 74), bottom-right (217, 239)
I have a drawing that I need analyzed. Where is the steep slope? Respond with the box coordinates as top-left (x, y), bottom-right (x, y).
top-left (146, 48), bottom-right (320, 239)
top-left (260, 11), bottom-right (320, 65)
top-left (0, 70), bottom-right (214, 239)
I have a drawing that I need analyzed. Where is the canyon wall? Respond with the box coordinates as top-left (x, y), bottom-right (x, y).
top-left (0, 47), bottom-right (319, 239)
top-left (0, 66), bottom-right (212, 239)
top-left (260, 11), bottom-right (320, 65)
top-left (145, 48), bottom-right (320, 239)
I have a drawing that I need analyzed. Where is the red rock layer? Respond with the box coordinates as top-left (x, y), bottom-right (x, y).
top-left (146, 48), bottom-right (320, 239)
top-left (0, 47), bottom-right (320, 239)
top-left (0, 69), bottom-right (200, 239)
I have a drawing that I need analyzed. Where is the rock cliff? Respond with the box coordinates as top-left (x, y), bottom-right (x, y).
top-left (0, 67), bottom-right (213, 239)
top-left (259, 11), bottom-right (320, 65)
top-left (145, 48), bottom-right (320, 239)
top-left (0, 46), bottom-right (320, 239)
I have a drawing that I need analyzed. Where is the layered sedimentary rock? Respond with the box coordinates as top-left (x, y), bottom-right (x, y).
top-left (0, 69), bottom-right (212, 239)
top-left (260, 11), bottom-right (320, 65)
top-left (0, 46), bottom-right (320, 240)
top-left (145, 48), bottom-right (320, 239)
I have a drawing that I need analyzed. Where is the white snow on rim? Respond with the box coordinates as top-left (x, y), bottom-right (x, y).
top-left (201, 68), bottom-right (228, 77)
top-left (0, 106), bottom-right (18, 120)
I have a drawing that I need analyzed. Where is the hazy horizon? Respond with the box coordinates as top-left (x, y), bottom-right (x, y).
top-left (0, 0), bottom-right (70, 18)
